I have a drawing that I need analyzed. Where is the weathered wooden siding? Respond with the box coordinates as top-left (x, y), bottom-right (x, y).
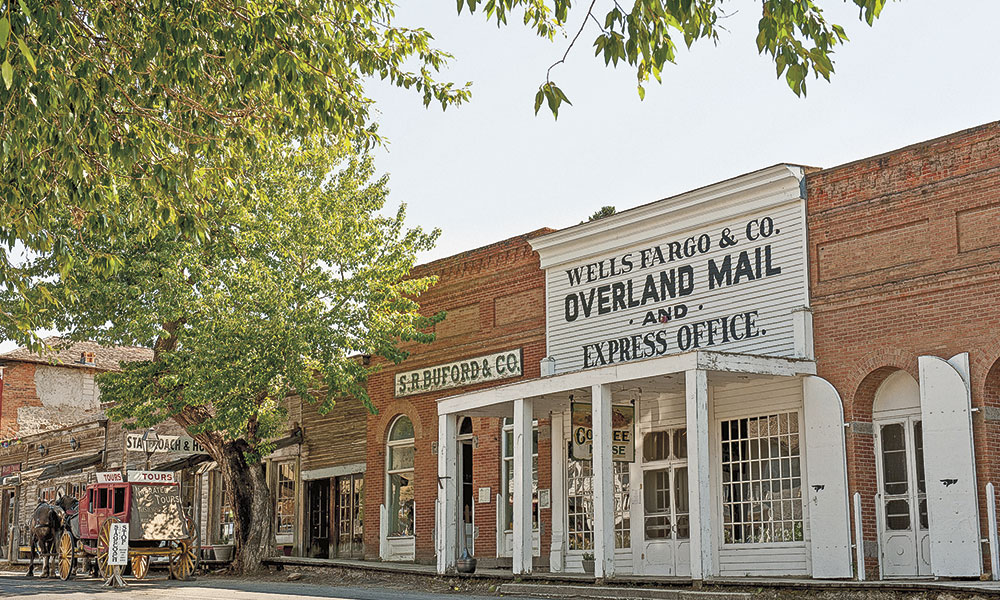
top-left (299, 396), bottom-right (368, 472)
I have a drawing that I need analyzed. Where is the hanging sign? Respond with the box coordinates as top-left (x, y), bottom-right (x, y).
top-left (108, 522), bottom-right (130, 566)
top-left (126, 471), bottom-right (176, 484)
top-left (96, 472), bottom-right (125, 484)
top-left (395, 349), bottom-right (523, 397)
top-left (570, 402), bottom-right (635, 462)
top-left (126, 433), bottom-right (206, 455)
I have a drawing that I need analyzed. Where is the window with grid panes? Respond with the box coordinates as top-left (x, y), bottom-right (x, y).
top-left (274, 461), bottom-right (296, 536)
top-left (566, 455), bottom-right (631, 550)
top-left (216, 471), bottom-right (235, 543)
top-left (720, 412), bottom-right (803, 544)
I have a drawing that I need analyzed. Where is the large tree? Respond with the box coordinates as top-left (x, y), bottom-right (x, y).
top-left (2, 1), bottom-right (887, 347)
top-left (38, 141), bottom-right (441, 572)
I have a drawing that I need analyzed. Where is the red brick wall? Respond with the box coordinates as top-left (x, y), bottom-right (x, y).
top-left (363, 230), bottom-right (552, 564)
top-left (0, 362), bottom-right (40, 438)
top-left (806, 120), bottom-right (1000, 576)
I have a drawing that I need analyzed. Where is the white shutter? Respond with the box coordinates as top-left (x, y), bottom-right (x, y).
top-left (919, 353), bottom-right (982, 577)
top-left (803, 376), bottom-right (853, 578)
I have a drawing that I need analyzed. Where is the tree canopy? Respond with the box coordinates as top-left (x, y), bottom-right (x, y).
top-left (33, 139), bottom-right (441, 570)
top-left (1, 0), bottom-right (888, 348)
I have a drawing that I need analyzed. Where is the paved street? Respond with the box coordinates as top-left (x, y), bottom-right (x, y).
top-left (0, 571), bottom-right (526, 600)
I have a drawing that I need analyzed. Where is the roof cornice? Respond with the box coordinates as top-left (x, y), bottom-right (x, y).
top-left (529, 164), bottom-right (805, 269)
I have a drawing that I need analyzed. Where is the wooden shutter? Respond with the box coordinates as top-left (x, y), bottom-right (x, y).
top-left (919, 353), bottom-right (982, 577)
top-left (803, 376), bottom-right (853, 578)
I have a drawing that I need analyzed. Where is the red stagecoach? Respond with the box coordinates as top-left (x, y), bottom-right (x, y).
top-left (55, 470), bottom-right (198, 580)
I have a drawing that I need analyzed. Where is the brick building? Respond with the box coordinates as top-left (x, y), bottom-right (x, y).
top-left (806, 121), bottom-right (1000, 579)
top-left (0, 337), bottom-right (152, 438)
top-left (362, 230), bottom-right (552, 565)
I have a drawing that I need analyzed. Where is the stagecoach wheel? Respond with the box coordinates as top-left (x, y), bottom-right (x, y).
top-left (96, 517), bottom-right (120, 579)
top-left (131, 554), bottom-right (149, 580)
top-left (56, 530), bottom-right (76, 581)
top-left (170, 540), bottom-right (196, 581)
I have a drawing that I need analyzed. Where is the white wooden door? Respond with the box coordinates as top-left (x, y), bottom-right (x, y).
top-left (875, 418), bottom-right (931, 577)
top-left (636, 428), bottom-right (690, 577)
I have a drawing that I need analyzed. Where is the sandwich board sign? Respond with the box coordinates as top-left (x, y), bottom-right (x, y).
top-left (105, 522), bottom-right (130, 587)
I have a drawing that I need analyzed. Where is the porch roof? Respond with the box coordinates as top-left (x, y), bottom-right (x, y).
top-left (437, 350), bottom-right (815, 416)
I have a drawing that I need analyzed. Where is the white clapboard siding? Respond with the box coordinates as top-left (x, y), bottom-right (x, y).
top-left (545, 200), bottom-right (807, 374)
top-left (563, 549), bottom-right (634, 575)
top-left (803, 376), bottom-right (853, 578)
top-left (711, 376), bottom-right (810, 577)
top-left (717, 545), bottom-right (809, 576)
top-left (919, 353), bottom-right (982, 578)
top-left (637, 392), bottom-right (686, 427)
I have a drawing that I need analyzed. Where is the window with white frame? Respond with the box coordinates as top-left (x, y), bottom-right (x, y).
top-left (502, 417), bottom-right (538, 531)
top-left (386, 415), bottom-right (415, 537)
top-left (213, 470), bottom-right (236, 543)
top-left (566, 455), bottom-right (630, 551)
top-left (274, 461), bottom-right (296, 537)
top-left (720, 412), bottom-right (803, 544)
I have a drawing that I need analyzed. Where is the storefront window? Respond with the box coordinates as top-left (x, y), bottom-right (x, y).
top-left (215, 471), bottom-right (235, 543)
top-left (274, 461), bottom-right (296, 536)
top-left (502, 417), bottom-right (538, 531)
top-left (721, 412), bottom-right (802, 544)
top-left (566, 456), bottom-right (630, 550)
top-left (387, 416), bottom-right (415, 537)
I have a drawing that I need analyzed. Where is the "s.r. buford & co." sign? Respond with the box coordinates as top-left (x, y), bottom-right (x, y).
top-left (395, 349), bottom-right (522, 397)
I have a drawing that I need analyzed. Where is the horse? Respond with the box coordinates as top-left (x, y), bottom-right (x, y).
top-left (25, 500), bottom-right (64, 578)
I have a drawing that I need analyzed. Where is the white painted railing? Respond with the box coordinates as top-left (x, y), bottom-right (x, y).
top-left (853, 491), bottom-right (865, 581)
top-left (988, 482), bottom-right (999, 581)
top-left (379, 504), bottom-right (388, 560)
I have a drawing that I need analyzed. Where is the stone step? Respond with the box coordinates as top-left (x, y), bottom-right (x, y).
top-left (498, 583), bottom-right (752, 600)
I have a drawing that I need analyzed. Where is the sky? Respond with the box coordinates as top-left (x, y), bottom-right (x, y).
top-left (366, 0), bottom-right (1000, 263)
top-left (4, 1), bottom-right (999, 353)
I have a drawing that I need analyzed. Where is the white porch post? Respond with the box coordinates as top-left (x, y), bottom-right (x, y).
top-left (549, 410), bottom-right (567, 572)
top-left (437, 413), bottom-right (459, 574)
top-left (592, 383), bottom-right (615, 579)
top-left (513, 398), bottom-right (534, 575)
top-left (685, 369), bottom-right (714, 581)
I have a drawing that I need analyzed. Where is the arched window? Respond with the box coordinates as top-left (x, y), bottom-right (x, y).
top-left (386, 416), bottom-right (415, 537)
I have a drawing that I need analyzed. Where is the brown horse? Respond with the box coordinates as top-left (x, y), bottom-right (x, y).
top-left (25, 501), bottom-right (63, 578)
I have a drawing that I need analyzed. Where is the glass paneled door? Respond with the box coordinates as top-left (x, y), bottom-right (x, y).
top-left (335, 474), bottom-right (364, 558)
top-left (636, 428), bottom-right (690, 577)
top-left (876, 418), bottom-right (930, 577)
top-left (307, 479), bottom-right (331, 557)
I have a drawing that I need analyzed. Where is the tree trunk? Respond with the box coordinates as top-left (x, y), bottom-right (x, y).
top-left (195, 432), bottom-right (276, 574)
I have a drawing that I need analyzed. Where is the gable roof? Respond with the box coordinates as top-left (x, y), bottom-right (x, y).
top-left (0, 337), bottom-right (153, 372)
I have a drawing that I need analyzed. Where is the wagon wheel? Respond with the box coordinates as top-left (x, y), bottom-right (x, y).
top-left (169, 540), bottom-right (196, 581)
top-left (130, 554), bottom-right (149, 580)
top-left (96, 517), bottom-right (120, 579)
top-left (56, 529), bottom-right (76, 581)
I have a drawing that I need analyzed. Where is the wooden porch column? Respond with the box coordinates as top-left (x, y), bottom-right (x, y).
top-left (512, 398), bottom-right (534, 575)
top-left (591, 383), bottom-right (615, 579)
top-left (436, 413), bottom-right (459, 574)
top-left (685, 369), bottom-right (714, 581)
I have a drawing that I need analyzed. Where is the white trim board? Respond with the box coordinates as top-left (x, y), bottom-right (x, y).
top-left (300, 462), bottom-right (366, 481)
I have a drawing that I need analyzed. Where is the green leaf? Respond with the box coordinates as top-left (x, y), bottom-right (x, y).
top-left (637, 85), bottom-right (645, 100)
top-left (18, 37), bottom-right (36, 74)
top-left (0, 18), bottom-right (10, 46)
top-left (2, 60), bottom-right (11, 90)
top-left (18, 0), bottom-right (32, 20)
top-left (533, 88), bottom-right (544, 115)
